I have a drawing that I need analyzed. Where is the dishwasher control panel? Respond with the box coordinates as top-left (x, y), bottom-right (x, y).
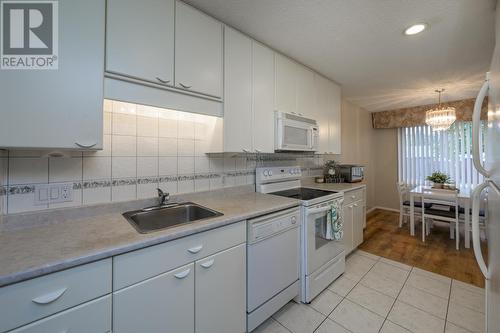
top-left (248, 208), bottom-right (300, 243)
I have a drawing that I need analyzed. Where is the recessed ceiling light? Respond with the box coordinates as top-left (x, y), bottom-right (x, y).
top-left (404, 23), bottom-right (427, 36)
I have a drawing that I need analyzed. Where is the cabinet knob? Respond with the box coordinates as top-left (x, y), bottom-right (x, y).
top-left (156, 77), bottom-right (170, 84)
top-left (174, 269), bottom-right (191, 279)
top-left (187, 245), bottom-right (203, 254)
top-left (351, 195), bottom-right (356, 199)
top-left (179, 83), bottom-right (192, 89)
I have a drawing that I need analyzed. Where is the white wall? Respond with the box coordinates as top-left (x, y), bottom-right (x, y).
top-left (0, 100), bottom-right (324, 215)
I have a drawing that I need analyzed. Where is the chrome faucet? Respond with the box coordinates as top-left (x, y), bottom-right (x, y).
top-left (157, 188), bottom-right (170, 206)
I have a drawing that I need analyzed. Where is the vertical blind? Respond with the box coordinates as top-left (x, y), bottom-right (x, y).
top-left (398, 122), bottom-right (486, 188)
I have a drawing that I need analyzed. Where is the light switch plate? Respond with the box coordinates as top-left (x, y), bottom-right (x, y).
top-left (35, 183), bottom-right (73, 205)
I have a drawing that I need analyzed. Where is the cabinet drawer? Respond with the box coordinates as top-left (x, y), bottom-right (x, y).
top-left (9, 295), bottom-right (111, 333)
top-left (113, 221), bottom-right (246, 290)
top-left (343, 188), bottom-right (365, 206)
top-left (0, 259), bottom-right (111, 332)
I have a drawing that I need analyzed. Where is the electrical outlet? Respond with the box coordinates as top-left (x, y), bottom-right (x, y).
top-left (35, 183), bottom-right (73, 205)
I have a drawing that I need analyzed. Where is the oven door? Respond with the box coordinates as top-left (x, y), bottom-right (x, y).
top-left (305, 201), bottom-right (345, 275)
top-left (277, 117), bottom-right (316, 151)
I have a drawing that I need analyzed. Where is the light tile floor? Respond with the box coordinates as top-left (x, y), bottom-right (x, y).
top-left (252, 250), bottom-right (485, 333)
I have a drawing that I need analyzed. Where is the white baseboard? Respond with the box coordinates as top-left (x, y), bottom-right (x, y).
top-left (369, 206), bottom-right (400, 213)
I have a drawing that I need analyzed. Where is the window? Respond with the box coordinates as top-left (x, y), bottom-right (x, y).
top-left (398, 122), bottom-right (486, 188)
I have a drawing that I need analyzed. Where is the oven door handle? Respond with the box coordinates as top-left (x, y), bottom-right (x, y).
top-left (307, 206), bottom-right (332, 215)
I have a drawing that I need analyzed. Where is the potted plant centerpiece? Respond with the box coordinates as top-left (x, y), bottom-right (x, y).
top-left (426, 172), bottom-right (451, 189)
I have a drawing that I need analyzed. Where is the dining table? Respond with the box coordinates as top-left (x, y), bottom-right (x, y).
top-left (409, 185), bottom-right (473, 248)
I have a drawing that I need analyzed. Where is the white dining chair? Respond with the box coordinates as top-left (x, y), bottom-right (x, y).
top-left (421, 190), bottom-right (460, 250)
top-left (397, 182), bottom-right (424, 228)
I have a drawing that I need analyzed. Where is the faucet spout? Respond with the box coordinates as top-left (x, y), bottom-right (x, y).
top-left (157, 188), bottom-right (170, 205)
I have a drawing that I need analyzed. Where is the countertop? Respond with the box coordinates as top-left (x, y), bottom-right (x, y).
top-left (0, 186), bottom-right (299, 287)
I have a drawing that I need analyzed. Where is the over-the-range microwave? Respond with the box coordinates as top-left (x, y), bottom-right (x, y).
top-left (275, 111), bottom-right (319, 152)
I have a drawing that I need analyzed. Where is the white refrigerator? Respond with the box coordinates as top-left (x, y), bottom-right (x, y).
top-left (471, 2), bottom-right (500, 332)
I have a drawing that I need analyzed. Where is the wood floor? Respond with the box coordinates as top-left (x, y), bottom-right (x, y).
top-left (359, 209), bottom-right (487, 288)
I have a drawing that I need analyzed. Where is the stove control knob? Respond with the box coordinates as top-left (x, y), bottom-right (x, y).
top-left (268, 170), bottom-right (273, 176)
top-left (263, 169), bottom-right (269, 177)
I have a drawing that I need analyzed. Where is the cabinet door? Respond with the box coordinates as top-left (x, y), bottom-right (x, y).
top-left (175, 1), bottom-right (223, 98)
top-left (113, 263), bottom-right (194, 333)
top-left (353, 200), bottom-right (365, 248)
top-left (328, 80), bottom-right (342, 154)
top-left (253, 42), bottom-right (276, 153)
top-left (0, 0), bottom-right (104, 149)
top-left (223, 27), bottom-right (253, 152)
top-left (342, 204), bottom-right (354, 255)
top-left (314, 74), bottom-right (331, 154)
top-left (195, 244), bottom-right (246, 333)
top-left (106, 0), bottom-right (174, 86)
top-left (275, 54), bottom-right (297, 113)
top-left (296, 65), bottom-right (316, 118)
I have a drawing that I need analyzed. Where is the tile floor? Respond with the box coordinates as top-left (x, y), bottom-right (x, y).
top-left (252, 250), bottom-right (485, 333)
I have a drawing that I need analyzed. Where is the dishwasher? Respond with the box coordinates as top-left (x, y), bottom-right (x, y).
top-left (247, 207), bottom-right (300, 332)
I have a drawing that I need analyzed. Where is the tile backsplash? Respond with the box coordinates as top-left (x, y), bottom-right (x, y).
top-left (0, 100), bottom-right (324, 215)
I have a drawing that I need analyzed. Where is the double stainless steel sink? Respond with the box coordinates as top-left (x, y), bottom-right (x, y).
top-left (123, 202), bottom-right (223, 233)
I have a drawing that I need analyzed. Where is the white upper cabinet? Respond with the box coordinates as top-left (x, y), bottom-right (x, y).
top-left (314, 74), bottom-right (331, 154)
top-left (106, 0), bottom-right (175, 86)
top-left (223, 29), bottom-right (276, 153)
top-left (0, 0), bottom-right (104, 150)
top-left (252, 42), bottom-right (276, 153)
top-left (175, 1), bottom-right (223, 98)
top-left (314, 74), bottom-right (342, 154)
top-left (275, 54), bottom-right (298, 114)
top-left (223, 27), bottom-right (253, 152)
top-left (296, 66), bottom-right (316, 117)
top-left (328, 80), bottom-right (342, 154)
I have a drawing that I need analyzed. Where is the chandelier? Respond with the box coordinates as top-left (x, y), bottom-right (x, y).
top-left (425, 89), bottom-right (456, 131)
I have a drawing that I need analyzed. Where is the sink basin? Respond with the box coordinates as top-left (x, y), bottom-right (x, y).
top-left (123, 202), bottom-right (223, 233)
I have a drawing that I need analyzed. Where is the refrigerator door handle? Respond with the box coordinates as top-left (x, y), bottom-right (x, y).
top-left (472, 74), bottom-right (490, 178)
top-left (472, 181), bottom-right (490, 279)
top-left (472, 180), bottom-right (500, 279)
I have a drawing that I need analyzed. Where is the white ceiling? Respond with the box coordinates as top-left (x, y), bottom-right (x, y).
top-left (184, 0), bottom-right (497, 111)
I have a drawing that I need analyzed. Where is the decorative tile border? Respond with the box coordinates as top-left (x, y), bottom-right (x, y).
top-left (0, 167), bottom-right (324, 197)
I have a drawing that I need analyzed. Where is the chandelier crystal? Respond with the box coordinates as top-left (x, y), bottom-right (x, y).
top-left (425, 89), bottom-right (456, 131)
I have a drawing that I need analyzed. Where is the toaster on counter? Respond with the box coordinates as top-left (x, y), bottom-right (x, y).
top-left (339, 165), bottom-right (364, 183)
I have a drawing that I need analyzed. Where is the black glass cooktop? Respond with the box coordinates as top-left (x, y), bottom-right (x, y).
top-left (270, 187), bottom-right (338, 201)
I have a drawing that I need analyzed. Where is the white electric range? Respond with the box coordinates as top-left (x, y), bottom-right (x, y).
top-left (256, 166), bottom-right (345, 303)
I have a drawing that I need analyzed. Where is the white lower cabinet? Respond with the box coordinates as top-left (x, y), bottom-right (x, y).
top-left (342, 188), bottom-right (366, 254)
top-left (195, 244), bottom-right (246, 333)
top-left (9, 295), bottom-right (111, 333)
top-left (342, 203), bottom-right (355, 255)
top-left (113, 263), bottom-right (195, 333)
top-left (112, 222), bottom-right (246, 333)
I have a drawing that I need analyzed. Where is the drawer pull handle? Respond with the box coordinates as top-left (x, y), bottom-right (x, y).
top-left (200, 259), bottom-right (215, 269)
top-left (32, 288), bottom-right (67, 305)
top-left (75, 142), bottom-right (97, 149)
top-left (179, 83), bottom-right (192, 89)
top-left (187, 245), bottom-right (203, 254)
top-left (156, 77), bottom-right (170, 84)
top-left (174, 269), bottom-right (191, 279)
